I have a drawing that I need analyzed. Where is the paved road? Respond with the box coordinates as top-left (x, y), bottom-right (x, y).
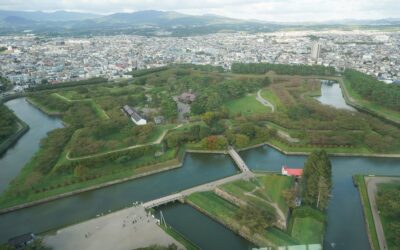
top-left (365, 176), bottom-right (400, 250)
top-left (256, 89), bottom-right (275, 112)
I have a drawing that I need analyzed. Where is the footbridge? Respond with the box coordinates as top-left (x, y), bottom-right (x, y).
top-left (228, 147), bottom-right (250, 172)
top-left (143, 171), bottom-right (254, 209)
top-left (142, 193), bottom-right (184, 209)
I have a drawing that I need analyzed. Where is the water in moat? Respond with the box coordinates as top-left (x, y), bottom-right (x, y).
top-left (1, 97), bottom-right (399, 250)
top-left (0, 98), bottom-right (63, 193)
top-left (315, 81), bottom-right (356, 111)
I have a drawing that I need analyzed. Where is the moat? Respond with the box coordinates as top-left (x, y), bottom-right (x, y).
top-left (0, 97), bottom-right (399, 249)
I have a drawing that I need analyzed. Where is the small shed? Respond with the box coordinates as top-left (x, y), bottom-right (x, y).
top-left (281, 166), bottom-right (303, 177)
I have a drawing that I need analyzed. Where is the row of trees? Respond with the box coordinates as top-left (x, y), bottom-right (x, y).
top-left (27, 77), bottom-right (107, 91)
top-left (0, 75), bottom-right (12, 92)
top-left (231, 63), bottom-right (336, 76)
top-left (344, 69), bottom-right (400, 111)
top-left (0, 104), bottom-right (18, 143)
top-left (302, 150), bottom-right (332, 210)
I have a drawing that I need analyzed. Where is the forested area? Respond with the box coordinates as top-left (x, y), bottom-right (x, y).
top-left (0, 104), bottom-right (18, 143)
top-left (344, 69), bottom-right (400, 111)
top-left (0, 75), bottom-right (12, 92)
top-left (190, 77), bottom-right (270, 114)
top-left (302, 150), bottom-right (332, 210)
top-left (27, 77), bottom-right (107, 91)
top-left (231, 63), bottom-right (336, 76)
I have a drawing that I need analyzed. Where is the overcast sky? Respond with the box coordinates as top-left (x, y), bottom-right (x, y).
top-left (0, 0), bottom-right (399, 22)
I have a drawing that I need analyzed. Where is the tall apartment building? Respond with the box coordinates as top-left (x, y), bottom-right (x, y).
top-left (311, 42), bottom-right (321, 61)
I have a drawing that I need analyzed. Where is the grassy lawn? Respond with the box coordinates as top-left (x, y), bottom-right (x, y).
top-left (224, 94), bottom-right (269, 116)
top-left (261, 88), bottom-right (283, 110)
top-left (220, 174), bottom-right (293, 215)
top-left (264, 227), bottom-right (300, 246)
top-left (187, 192), bottom-right (239, 223)
top-left (87, 99), bottom-right (109, 120)
top-left (377, 182), bottom-right (400, 250)
top-left (256, 174), bottom-right (293, 213)
top-left (268, 138), bottom-right (372, 155)
top-left (291, 217), bottom-right (324, 244)
top-left (354, 175), bottom-right (380, 250)
top-left (342, 79), bottom-right (400, 123)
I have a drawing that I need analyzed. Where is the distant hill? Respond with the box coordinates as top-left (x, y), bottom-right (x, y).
top-left (0, 10), bottom-right (100, 22)
top-left (0, 9), bottom-right (398, 36)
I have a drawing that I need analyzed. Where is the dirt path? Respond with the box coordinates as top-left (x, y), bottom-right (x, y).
top-left (66, 124), bottom-right (182, 161)
top-left (256, 89), bottom-right (275, 112)
top-left (365, 176), bottom-right (400, 250)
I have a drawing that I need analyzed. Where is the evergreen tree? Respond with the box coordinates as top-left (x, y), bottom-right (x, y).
top-left (302, 150), bottom-right (332, 210)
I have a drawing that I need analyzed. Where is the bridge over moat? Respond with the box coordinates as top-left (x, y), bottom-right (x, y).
top-left (143, 148), bottom-right (252, 209)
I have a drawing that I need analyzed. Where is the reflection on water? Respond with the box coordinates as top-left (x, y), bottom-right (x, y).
top-left (316, 81), bottom-right (356, 111)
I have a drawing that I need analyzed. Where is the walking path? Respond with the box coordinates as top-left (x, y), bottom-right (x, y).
top-left (256, 89), bottom-right (275, 112)
top-left (365, 176), bottom-right (400, 250)
top-left (143, 172), bottom-right (253, 209)
top-left (44, 205), bottom-right (183, 250)
top-left (66, 124), bottom-right (182, 161)
top-left (228, 147), bottom-right (251, 172)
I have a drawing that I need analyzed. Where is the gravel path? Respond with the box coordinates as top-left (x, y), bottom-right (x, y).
top-left (256, 89), bottom-right (275, 112)
top-left (365, 176), bottom-right (400, 250)
top-left (44, 205), bottom-right (183, 250)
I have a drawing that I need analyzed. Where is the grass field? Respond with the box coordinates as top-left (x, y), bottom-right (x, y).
top-left (291, 217), bottom-right (324, 244)
top-left (187, 174), bottom-right (303, 247)
top-left (376, 182), bottom-right (400, 250)
top-left (354, 175), bottom-right (380, 250)
top-left (220, 174), bottom-right (293, 215)
top-left (261, 88), bottom-right (283, 111)
top-left (224, 94), bottom-right (269, 116)
top-left (187, 192), bottom-right (239, 223)
top-left (264, 227), bottom-right (300, 246)
top-left (256, 174), bottom-right (293, 213)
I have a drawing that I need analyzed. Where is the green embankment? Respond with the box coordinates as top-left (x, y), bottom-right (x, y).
top-left (159, 224), bottom-right (199, 250)
top-left (341, 79), bottom-right (400, 124)
top-left (354, 175), bottom-right (380, 250)
top-left (187, 174), bottom-right (320, 248)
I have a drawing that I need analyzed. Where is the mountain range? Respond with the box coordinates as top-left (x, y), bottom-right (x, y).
top-left (0, 9), bottom-right (399, 36)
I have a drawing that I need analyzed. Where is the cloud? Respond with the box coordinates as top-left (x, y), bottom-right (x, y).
top-left (0, 0), bottom-right (399, 22)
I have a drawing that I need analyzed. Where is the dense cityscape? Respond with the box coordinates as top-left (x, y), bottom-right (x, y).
top-left (1, 30), bottom-right (400, 91)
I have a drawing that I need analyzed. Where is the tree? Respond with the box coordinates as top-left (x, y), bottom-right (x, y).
top-left (302, 150), bottom-right (332, 210)
top-left (234, 134), bottom-right (250, 148)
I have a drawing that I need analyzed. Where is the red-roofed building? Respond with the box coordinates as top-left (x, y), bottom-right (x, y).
top-left (281, 166), bottom-right (303, 177)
